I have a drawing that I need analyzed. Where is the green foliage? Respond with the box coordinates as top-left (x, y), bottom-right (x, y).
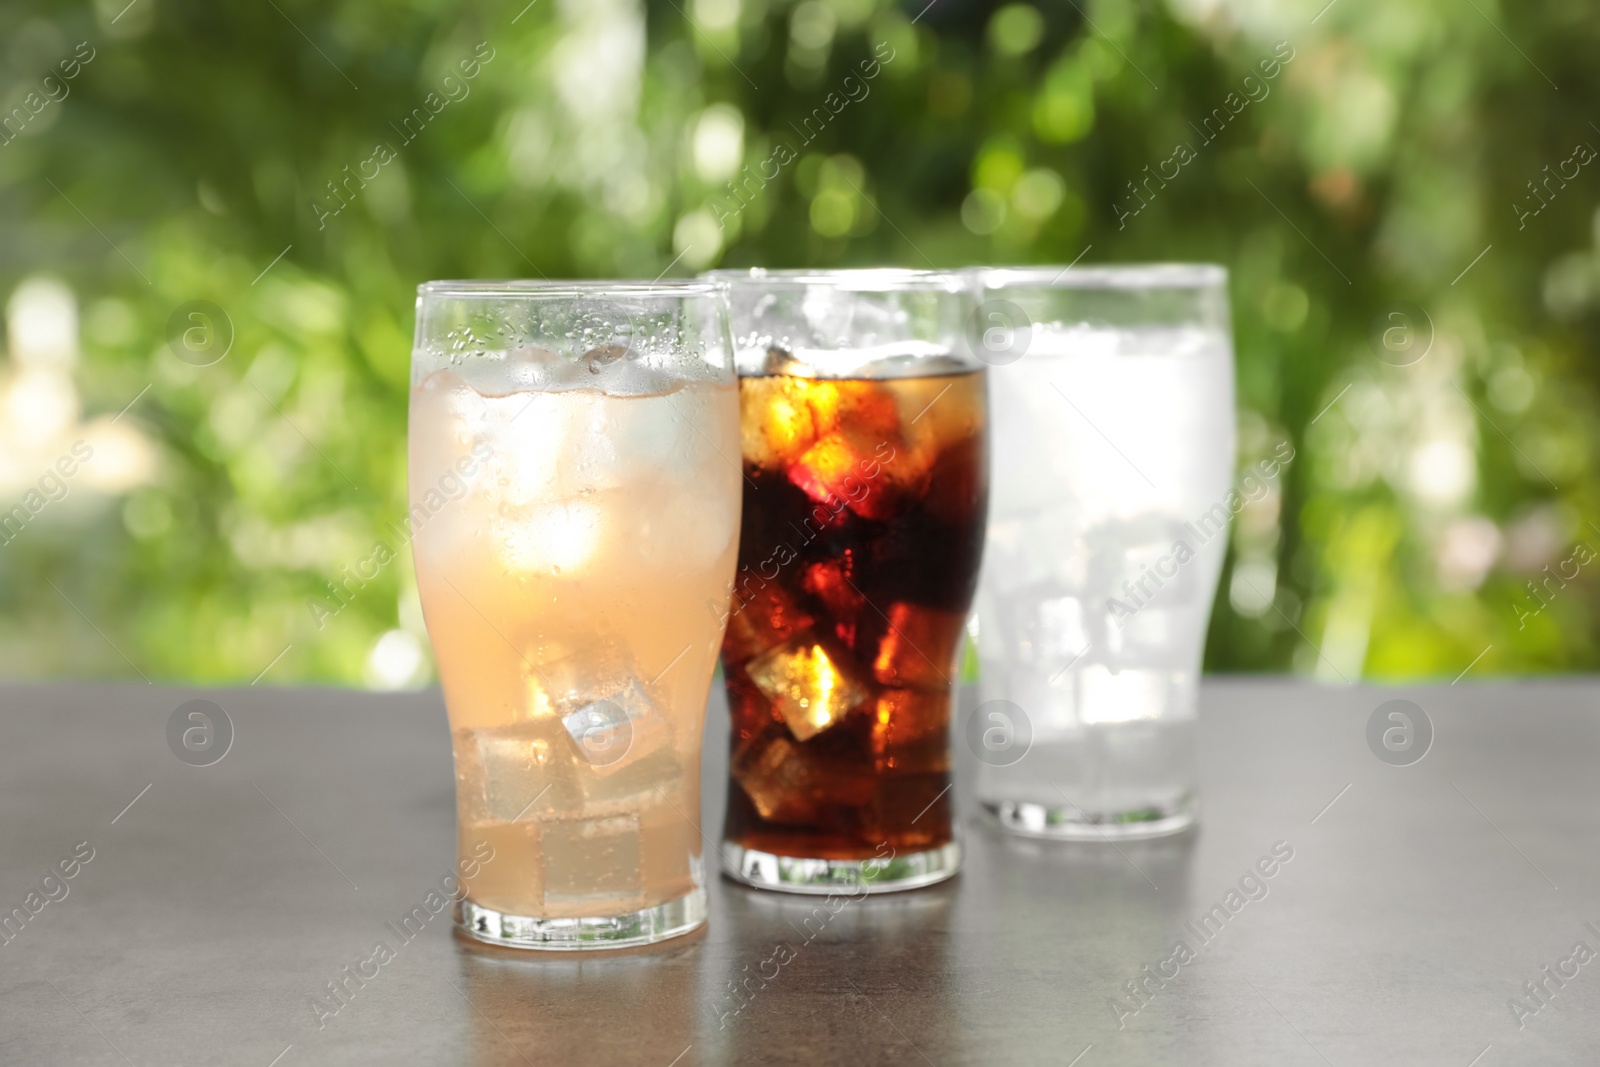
top-left (0, 0), bottom-right (1596, 684)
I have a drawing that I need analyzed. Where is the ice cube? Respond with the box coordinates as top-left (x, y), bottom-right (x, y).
top-left (758, 346), bottom-right (811, 376)
top-left (456, 723), bottom-right (574, 823)
top-left (541, 813), bottom-right (645, 913)
top-left (615, 387), bottom-right (695, 472)
top-left (645, 481), bottom-right (740, 571)
top-left (739, 375), bottom-right (825, 471)
top-left (802, 559), bottom-right (864, 621)
top-left (996, 663), bottom-right (1077, 738)
top-left (577, 750), bottom-right (686, 820)
top-left (895, 371), bottom-right (983, 464)
top-left (1118, 606), bottom-right (1178, 656)
top-left (869, 688), bottom-right (952, 774)
top-left (458, 821), bottom-right (542, 914)
top-left (981, 508), bottom-right (1089, 596)
top-left (558, 679), bottom-right (670, 774)
top-left (411, 368), bottom-right (488, 458)
top-left (731, 731), bottom-right (875, 824)
top-left (503, 343), bottom-right (656, 394)
top-left (746, 638), bottom-right (868, 741)
top-left (1078, 665), bottom-right (1174, 724)
top-left (854, 350), bottom-right (974, 381)
top-left (498, 498), bottom-right (605, 574)
top-left (872, 601), bottom-right (965, 691)
top-left (445, 345), bottom-right (563, 397)
top-left (562, 701), bottom-right (632, 766)
top-left (521, 637), bottom-right (629, 716)
top-left (1001, 594), bottom-right (1088, 666)
top-left (723, 583), bottom-right (814, 665)
top-left (507, 344), bottom-right (571, 391)
top-left (475, 391), bottom-right (569, 507)
top-left (833, 381), bottom-right (902, 437)
top-left (788, 431), bottom-right (902, 521)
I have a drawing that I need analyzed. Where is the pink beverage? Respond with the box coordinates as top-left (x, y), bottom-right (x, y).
top-left (408, 281), bottom-right (739, 949)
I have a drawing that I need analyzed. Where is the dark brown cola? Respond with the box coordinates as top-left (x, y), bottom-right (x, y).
top-left (720, 368), bottom-right (987, 860)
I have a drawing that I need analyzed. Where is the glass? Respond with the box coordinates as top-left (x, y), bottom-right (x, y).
top-left (707, 268), bottom-right (988, 893)
top-left (969, 264), bottom-right (1235, 839)
top-left (408, 280), bottom-right (740, 948)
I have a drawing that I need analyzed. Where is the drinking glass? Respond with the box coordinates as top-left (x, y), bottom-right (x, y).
top-left (707, 268), bottom-right (988, 893)
top-left (409, 280), bottom-right (740, 948)
top-left (969, 265), bottom-right (1235, 839)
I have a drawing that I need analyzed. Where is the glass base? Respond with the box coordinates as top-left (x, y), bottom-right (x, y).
top-left (456, 887), bottom-right (706, 951)
top-left (721, 842), bottom-right (961, 895)
top-left (984, 795), bottom-right (1197, 841)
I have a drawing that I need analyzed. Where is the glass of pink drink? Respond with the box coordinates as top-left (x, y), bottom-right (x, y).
top-left (409, 281), bottom-right (739, 949)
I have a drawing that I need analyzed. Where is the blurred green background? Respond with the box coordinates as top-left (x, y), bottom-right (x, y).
top-left (0, 0), bottom-right (1595, 686)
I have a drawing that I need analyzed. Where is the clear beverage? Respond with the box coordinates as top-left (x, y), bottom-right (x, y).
top-left (409, 281), bottom-right (739, 947)
top-left (707, 268), bottom-right (986, 893)
top-left (972, 267), bottom-right (1235, 838)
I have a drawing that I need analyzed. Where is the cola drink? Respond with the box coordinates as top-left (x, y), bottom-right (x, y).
top-left (719, 359), bottom-right (987, 889)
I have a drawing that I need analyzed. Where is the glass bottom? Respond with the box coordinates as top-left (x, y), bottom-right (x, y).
top-left (984, 794), bottom-right (1197, 841)
top-left (721, 841), bottom-right (961, 895)
top-left (456, 887), bottom-right (706, 951)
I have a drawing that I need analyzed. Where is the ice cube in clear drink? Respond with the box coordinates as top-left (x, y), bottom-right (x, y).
top-left (459, 820), bottom-right (541, 914)
top-left (456, 723), bottom-right (572, 823)
top-left (526, 636), bottom-right (635, 710)
top-left (1002, 593), bottom-right (1089, 665)
top-left (446, 344), bottom-right (564, 397)
top-left (498, 498), bottom-right (605, 575)
top-left (533, 672), bottom-right (686, 818)
top-left (558, 679), bottom-right (669, 775)
top-left (1078, 664), bottom-right (1172, 724)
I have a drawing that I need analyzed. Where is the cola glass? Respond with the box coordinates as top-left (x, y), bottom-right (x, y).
top-left (707, 269), bottom-right (987, 893)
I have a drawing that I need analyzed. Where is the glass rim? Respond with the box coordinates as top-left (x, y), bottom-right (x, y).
top-left (970, 263), bottom-right (1227, 290)
top-left (702, 267), bottom-right (967, 293)
top-left (416, 279), bottom-right (725, 299)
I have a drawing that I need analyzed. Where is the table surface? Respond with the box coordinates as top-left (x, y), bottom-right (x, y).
top-left (2, 679), bottom-right (1597, 1066)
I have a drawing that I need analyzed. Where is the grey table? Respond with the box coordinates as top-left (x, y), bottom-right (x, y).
top-left (1, 680), bottom-right (1596, 1065)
